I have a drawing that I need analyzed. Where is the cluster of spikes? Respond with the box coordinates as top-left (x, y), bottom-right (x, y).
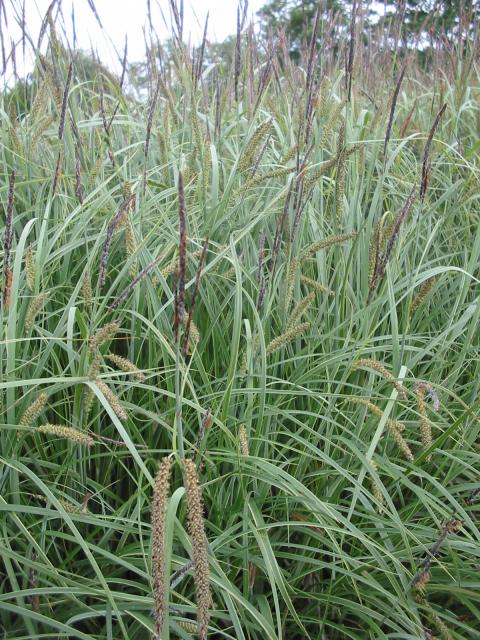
top-left (151, 456), bottom-right (211, 640)
top-left (350, 358), bottom-right (441, 463)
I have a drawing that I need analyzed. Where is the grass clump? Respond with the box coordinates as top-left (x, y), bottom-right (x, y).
top-left (0, 3), bottom-right (479, 639)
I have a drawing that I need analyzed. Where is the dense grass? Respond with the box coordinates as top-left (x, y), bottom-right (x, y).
top-left (1, 5), bottom-right (480, 639)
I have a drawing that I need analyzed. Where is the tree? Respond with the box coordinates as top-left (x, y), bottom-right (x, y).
top-left (257, 0), bottom-right (346, 60)
top-left (257, 0), bottom-right (479, 58)
top-left (400, 0), bottom-right (479, 40)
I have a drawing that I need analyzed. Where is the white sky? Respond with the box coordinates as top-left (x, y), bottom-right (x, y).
top-left (2, 0), bottom-right (265, 81)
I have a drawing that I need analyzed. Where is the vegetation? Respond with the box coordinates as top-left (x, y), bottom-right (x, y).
top-left (1, 1), bottom-right (479, 639)
top-left (258, 0), bottom-right (480, 57)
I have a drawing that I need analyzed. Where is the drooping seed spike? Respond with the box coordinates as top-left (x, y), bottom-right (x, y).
top-left (352, 358), bottom-right (407, 400)
top-left (151, 456), bottom-right (173, 640)
top-left (95, 381), bottom-right (127, 421)
top-left (184, 458), bottom-right (210, 640)
top-left (37, 424), bottom-right (94, 446)
top-left (19, 392), bottom-right (48, 427)
top-left (106, 353), bottom-right (145, 382)
top-left (238, 424), bottom-right (249, 456)
top-left (266, 322), bottom-right (310, 355)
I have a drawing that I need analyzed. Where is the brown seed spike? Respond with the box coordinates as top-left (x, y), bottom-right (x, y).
top-left (99, 195), bottom-right (136, 288)
top-left (384, 63), bottom-right (407, 158)
top-left (369, 188), bottom-right (416, 302)
top-left (52, 150), bottom-right (63, 194)
top-left (420, 103), bottom-right (447, 202)
top-left (3, 269), bottom-right (12, 309)
top-left (75, 150), bottom-right (83, 204)
top-left (379, 187), bottom-right (416, 280)
top-left (2, 170), bottom-right (15, 306)
top-left (234, 4), bottom-right (241, 102)
top-left (58, 62), bottom-right (73, 141)
top-left (184, 458), bottom-right (210, 640)
top-left (151, 456), bottom-right (172, 640)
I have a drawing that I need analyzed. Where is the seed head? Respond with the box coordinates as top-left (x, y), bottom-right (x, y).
top-left (287, 291), bottom-right (316, 329)
top-left (89, 321), bottom-right (119, 351)
top-left (302, 232), bottom-right (357, 260)
top-left (300, 275), bottom-right (334, 296)
top-left (420, 103), bottom-right (447, 202)
top-left (425, 605), bottom-right (453, 640)
top-left (385, 421), bottom-right (414, 461)
top-left (178, 620), bottom-right (197, 634)
top-left (95, 381), bottom-right (127, 421)
top-left (303, 156), bottom-right (337, 192)
top-left (350, 397), bottom-right (405, 433)
top-left (369, 460), bottom-right (384, 513)
top-left (160, 258), bottom-right (177, 279)
top-left (99, 195), bottom-right (136, 287)
top-left (25, 293), bottom-right (48, 332)
top-left (409, 277), bottom-right (436, 317)
top-left (37, 424), bottom-right (94, 446)
top-left (285, 256), bottom-right (300, 311)
top-left (351, 397), bottom-right (411, 459)
top-left (82, 271), bottom-right (92, 311)
top-left (238, 424), bottom-right (249, 456)
top-left (34, 493), bottom-right (91, 514)
top-left (444, 518), bottom-right (463, 535)
top-left (414, 385), bottom-right (432, 457)
top-left (3, 269), bottom-right (13, 309)
top-left (75, 151), bottom-right (83, 204)
top-left (124, 217), bottom-right (137, 278)
top-left (184, 459), bottom-right (210, 640)
top-left (83, 387), bottom-right (95, 419)
top-left (19, 392), bottom-right (48, 427)
top-left (106, 353), bottom-right (145, 382)
top-left (151, 456), bottom-right (172, 639)
top-left (266, 322), bottom-right (310, 355)
top-left (25, 245), bottom-right (35, 291)
top-left (412, 567), bottom-right (431, 592)
top-left (335, 150), bottom-right (346, 226)
top-left (58, 62), bottom-right (73, 141)
top-left (183, 315), bottom-right (200, 354)
top-left (352, 358), bottom-right (407, 400)
top-left (239, 119), bottom-right (272, 174)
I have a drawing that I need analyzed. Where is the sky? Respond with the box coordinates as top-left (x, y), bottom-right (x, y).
top-left (2, 0), bottom-right (266, 81)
